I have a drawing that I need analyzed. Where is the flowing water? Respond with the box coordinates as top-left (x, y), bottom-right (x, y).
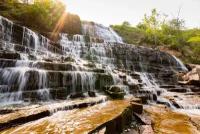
top-left (82, 21), bottom-right (123, 43)
top-left (0, 15), bottom-right (199, 133)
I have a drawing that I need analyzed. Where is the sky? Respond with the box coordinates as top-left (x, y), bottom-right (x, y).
top-left (63, 0), bottom-right (200, 28)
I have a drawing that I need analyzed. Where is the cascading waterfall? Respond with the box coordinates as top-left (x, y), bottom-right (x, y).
top-left (60, 34), bottom-right (85, 59)
top-left (36, 70), bottom-right (50, 101)
top-left (0, 67), bottom-right (29, 104)
top-left (88, 43), bottom-right (116, 67)
top-left (82, 21), bottom-right (123, 43)
top-left (0, 16), bottom-right (13, 42)
top-left (22, 27), bottom-right (39, 52)
top-left (1, 15), bottom-right (195, 114)
top-left (0, 16), bottom-right (14, 53)
top-left (73, 34), bottom-right (85, 42)
top-left (138, 72), bottom-right (166, 102)
top-left (63, 71), bottom-right (96, 93)
top-left (0, 67), bottom-right (49, 103)
top-left (22, 27), bottom-right (50, 52)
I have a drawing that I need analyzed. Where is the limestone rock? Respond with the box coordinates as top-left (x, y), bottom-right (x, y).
top-left (179, 64), bottom-right (200, 86)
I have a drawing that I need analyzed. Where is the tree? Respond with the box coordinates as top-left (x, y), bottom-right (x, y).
top-left (138, 9), bottom-right (160, 47)
top-left (122, 21), bottom-right (131, 26)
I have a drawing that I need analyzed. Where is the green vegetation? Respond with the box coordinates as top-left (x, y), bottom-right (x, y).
top-left (0, 2), bottom-right (199, 64)
top-left (0, 0), bottom-right (81, 35)
top-left (112, 9), bottom-right (200, 64)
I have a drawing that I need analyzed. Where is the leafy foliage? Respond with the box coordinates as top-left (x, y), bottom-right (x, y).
top-left (112, 9), bottom-right (200, 64)
top-left (0, 0), bottom-right (81, 34)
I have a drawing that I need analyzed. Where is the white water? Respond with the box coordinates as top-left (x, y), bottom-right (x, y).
top-left (63, 71), bottom-right (96, 93)
top-left (0, 16), bottom-right (13, 42)
top-left (0, 67), bottom-right (49, 103)
top-left (82, 21), bottom-right (123, 43)
top-left (60, 34), bottom-right (85, 59)
top-left (172, 55), bottom-right (188, 71)
top-left (1, 15), bottom-right (195, 113)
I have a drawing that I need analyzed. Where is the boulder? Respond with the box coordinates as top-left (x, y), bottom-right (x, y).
top-left (179, 64), bottom-right (200, 86)
top-left (69, 92), bottom-right (85, 99)
top-left (104, 85), bottom-right (126, 99)
top-left (88, 91), bottom-right (96, 97)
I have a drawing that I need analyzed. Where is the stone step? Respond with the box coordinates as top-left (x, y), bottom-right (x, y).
top-left (0, 51), bottom-right (21, 60)
top-left (134, 94), bottom-right (157, 104)
top-left (89, 99), bottom-right (145, 134)
top-left (0, 42), bottom-right (63, 57)
top-left (133, 90), bottom-right (161, 96)
top-left (189, 86), bottom-right (200, 92)
top-left (0, 21), bottom-right (63, 54)
top-left (184, 92), bottom-right (200, 96)
top-left (0, 71), bottom-right (114, 92)
top-left (0, 59), bottom-right (107, 73)
top-left (0, 85), bottom-right (17, 93)
top-left (159, 85), bottom-right (177, 88)
top-left (167, 88), bottom-right (190, 93)
top-left (0, 96), bottom-right (107, 131)
top-left (0, 87), bottom-right (98, 101)
top-left (0, 59), bottom-right (77, 71)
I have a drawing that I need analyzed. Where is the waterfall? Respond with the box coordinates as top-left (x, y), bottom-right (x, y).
top-left (137, 72), bottom-right (166, 103)
top-left (82, 21), bottom-right (123, 43)
top-left (0, 67), bottom-right (28, 102)
top-left (73, 34), bottom-right (85, 42)
top-left (60, 34), bottom-right (85, 59)
top-left (22, 27), bottom-right (51, 55)
top-left (0, 67), bottom-right (49, 103)
top-left (0, 15), bottom-right (193, 109)
top-left (62, 71), bottom-right (96, 96)
top-left (0, 16), bottom-right (13, 42)
top-left (36, 69), bottom-right (50, 101)
top-left (172, 55), bottom-right (188, 71)
top-left (22, 27), bottom-right (39, 52)
top-left (139, 73), bottom-right (159, 89)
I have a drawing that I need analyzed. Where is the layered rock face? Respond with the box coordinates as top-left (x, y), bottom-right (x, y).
top-left (0, 15), bottom-right (193, 108)
top-left (1, 15), bottom-right (200, 134)
top-left (180, 64), bottom-right (200, 86)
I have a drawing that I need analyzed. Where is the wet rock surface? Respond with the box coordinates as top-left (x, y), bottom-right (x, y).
top-left (145, 105), bottom-right (200, 134)
top-left (0, 96), bottom-right (107, 131)
top-left (1, 100), bottom-right (132, 134)
top-left (104, 85), bottom-right (126, 99)
top-left (0, 15), bottom-right (199, 134)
